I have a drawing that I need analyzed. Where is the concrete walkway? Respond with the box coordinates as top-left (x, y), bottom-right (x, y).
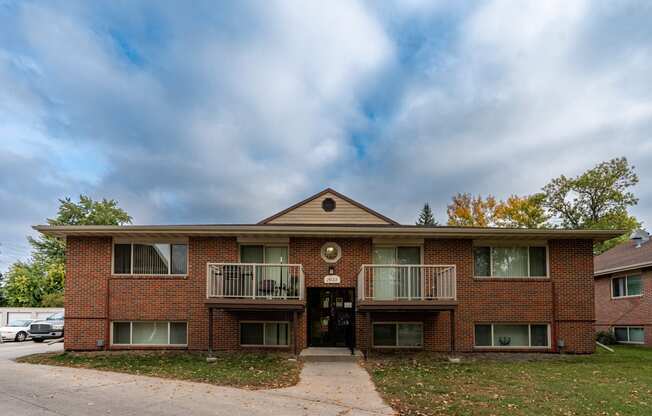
top-left (0, 343), bottom-right (394, 416)
top-left (274, 361), bottom-right (395, 415)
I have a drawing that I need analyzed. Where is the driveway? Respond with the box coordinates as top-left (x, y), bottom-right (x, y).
top-left (0, 342), bottom-right (393, 416)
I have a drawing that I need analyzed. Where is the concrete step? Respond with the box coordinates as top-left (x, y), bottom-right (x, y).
top-left (299, 347), bottom-right (364, 362)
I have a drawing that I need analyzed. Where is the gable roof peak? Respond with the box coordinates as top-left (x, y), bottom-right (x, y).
top-left (258, 188), bottom-right (399, 225)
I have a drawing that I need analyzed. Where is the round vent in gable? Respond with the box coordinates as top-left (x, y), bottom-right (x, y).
top-left (322, 197), bottom-right (336, 212)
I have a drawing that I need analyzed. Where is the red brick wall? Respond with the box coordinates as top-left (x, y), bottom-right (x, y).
top-left (595, 268), bottom-right (652, 346)
top-left (65, 236), bottom-right (596, 354)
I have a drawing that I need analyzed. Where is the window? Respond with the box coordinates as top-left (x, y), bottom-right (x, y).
top-left (321, 242), bottom-right (342, 263)
top-left (473, 246), bottom-right (547, 277)
top-left (372, 322), bottom-right (423, 347)
top-left (239, 245), bottom-right (288, 264)
top-left (111, 321), bottom-right (187, 345)
top-left (612, 275), bottom-right (642, 298)
top-left (474, 324), bottom-right (550, 348)
top-left (240, 322), bottom-right (290, 346)
top-left (614, 327), bottom-right (645, 344)
top-left (113, 243), bottom-right (187, 275)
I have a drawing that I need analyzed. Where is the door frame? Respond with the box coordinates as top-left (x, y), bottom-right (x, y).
top-left (307, 287), bottom-right (356, 348)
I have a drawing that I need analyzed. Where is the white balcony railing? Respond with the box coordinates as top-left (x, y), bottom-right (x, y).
top-left (207, 263), bottom-right (304, 300)
top-left (357, 264), bottom-right (456, 301)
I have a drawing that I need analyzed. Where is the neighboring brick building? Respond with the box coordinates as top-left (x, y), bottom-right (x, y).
top-left (34, 189), bottom-right (618, 354)
top-left (595, 230), bottom-right (652, 346)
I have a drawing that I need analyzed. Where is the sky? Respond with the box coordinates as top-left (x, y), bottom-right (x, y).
top-left (1, 0), bottom-right (652, 272)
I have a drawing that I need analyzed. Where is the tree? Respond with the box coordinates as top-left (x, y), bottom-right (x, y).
top-left (542, 157), bottom-right (640, 254)
top-left (447, 193), bottom-right (498, 227)
top-left (1, 195), bottom-right (132, 307)
top-left (494, 193), bottom-right (550, 228)
top-left (416, 203), bottom-right (437, 225)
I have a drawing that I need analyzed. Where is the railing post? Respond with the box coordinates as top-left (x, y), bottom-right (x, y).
top-left (407, 266), bottom-right (412, 300)
top-left (421, 266), bottom-right (426, 300)
top-left (252, 265), bottom-right (257, 300)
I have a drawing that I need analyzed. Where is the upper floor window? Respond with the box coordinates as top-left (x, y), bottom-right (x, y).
top-left (474, 245), bottom-right (547, 278)
top-left (240, 245), bottom-right (288, 264)
top-left (113, 243), bottom-right (188, 275)
top-left (372, 246), bottom-right (421, 265)
top-left (612, 275), bottom-right (642, 298)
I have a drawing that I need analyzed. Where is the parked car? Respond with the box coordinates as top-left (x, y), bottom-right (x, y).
top-left (29, 312), bottom-right (64, 342)
top-left (0, 319), bottom-right (34, 342)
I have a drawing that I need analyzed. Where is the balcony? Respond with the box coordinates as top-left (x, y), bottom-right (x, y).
top-left (357, 264), bottom-right (457, 310)
top-left (206, 263), bottom-right (305, 310)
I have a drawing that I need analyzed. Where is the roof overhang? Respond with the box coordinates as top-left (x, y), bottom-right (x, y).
top-left (33, 224), bottom-right (623, 241)
top-left (594, 261), bottom-right (652, 277)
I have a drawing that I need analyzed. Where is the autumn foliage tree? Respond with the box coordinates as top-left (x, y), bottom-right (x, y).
top-left (446, 193), bottom-right (549, 228)
top-left (445, 157), bottom-right (640, 255)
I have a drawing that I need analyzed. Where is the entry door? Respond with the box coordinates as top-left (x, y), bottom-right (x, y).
top-left (373, 247), bottom-right (396, 300)
top-left (308, 289), bottom-right (355, 347)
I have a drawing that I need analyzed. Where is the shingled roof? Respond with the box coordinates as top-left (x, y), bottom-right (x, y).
top-left (594, 238), bottom-right (652, 276)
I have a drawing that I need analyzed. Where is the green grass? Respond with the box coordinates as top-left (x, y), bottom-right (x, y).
top-left (366, 346), bottom-right (652, 416)
top-left (18, 350), bottom-right (301, 389)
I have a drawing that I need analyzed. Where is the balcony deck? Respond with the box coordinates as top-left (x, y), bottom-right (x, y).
top-left (357, 299), bottom-right (457, 311)
top-left (205, 297), bottom-right (305, 310)
top-left (206, 263), bottom-right (305, 310)
top-left (357, 264), bottom-right (457, 310)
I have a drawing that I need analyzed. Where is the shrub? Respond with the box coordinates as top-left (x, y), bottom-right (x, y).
top-left (41, 292), bottom-right (64, 307)
top-left (596, 331), bottom-right (616, 345)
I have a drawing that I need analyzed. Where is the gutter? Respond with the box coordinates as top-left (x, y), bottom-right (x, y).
top-left (594, 261), bottom-right (652, 277)
top-left (32, 224), bottom-right (623, 241)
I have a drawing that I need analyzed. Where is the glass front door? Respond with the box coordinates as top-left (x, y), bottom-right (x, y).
top-left (308, 288), bottom-right (355, 348)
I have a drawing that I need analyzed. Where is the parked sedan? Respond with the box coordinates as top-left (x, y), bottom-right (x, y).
top-left (29, 312), bottom-right (64, 342)
top-left (0, 319), bottom-right (33, 342)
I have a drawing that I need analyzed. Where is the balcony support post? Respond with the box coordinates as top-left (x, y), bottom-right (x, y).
top-left (293, 310), bottom-right (298, 356)
top-left (449, 309), bottom-right (456, 354)
top-left (208, 307), bottom-right (214, 355)
top-left (366, 311), bottom-right (371, 358)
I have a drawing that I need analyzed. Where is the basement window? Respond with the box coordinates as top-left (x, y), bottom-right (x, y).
top-left (614, 327), bottom-right (644, 344)
top-left (474, 324), bottom-right (550, 348)
top-left (372, 322), bottom-right (423, 348)
top-left (240, 322), bottom-right (290, 346)
top-left (111, 321), bottom-right (187, 346)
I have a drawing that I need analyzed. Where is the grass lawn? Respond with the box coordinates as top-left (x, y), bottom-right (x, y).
top-left (366, 346), bottom-right (652, 416)
top-left (18, 350), bottom-right (301, 389)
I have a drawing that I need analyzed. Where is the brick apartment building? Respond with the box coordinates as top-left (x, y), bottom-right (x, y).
top-left (34, 189), bottom-right (619, 354)
top-left (595, 230), bottom-right (652, 346)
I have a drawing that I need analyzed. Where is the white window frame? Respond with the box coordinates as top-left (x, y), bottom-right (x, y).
top-left (610, 275), bottom-right (643, 299)
top-left (613, 326), bottom-right (645, 344)
top-left (239, 321), bottom-right (291, 347)
top-left (112, 239), bottom-right (189, 276)
top-left (473, 242), bottom-right (549, 279)
top-left (372, 322), bottom-right (424, 348)
top-left (473, 323), bottom-right (551, 349)
top-left (110, 321), bottom-right (188, 346)
top-left (238, 244), bottom-right (290, 264)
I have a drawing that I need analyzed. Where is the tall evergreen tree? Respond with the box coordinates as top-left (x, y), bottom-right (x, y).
top-left (416, 203), bottom-right (437, 225)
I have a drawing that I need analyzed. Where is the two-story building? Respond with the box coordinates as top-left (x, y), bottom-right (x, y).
top-left (595, 230), bottom-right (652, 346)
top-left (34, 189), bottom-right (619, 354)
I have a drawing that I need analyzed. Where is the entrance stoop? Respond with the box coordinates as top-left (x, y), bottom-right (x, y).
top-left (299, 347), bottom-right (363, 362)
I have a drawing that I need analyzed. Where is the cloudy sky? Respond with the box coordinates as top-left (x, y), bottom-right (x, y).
top-left (1, 0), bottom-right (651, 271)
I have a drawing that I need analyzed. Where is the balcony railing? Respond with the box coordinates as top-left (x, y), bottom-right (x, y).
top-left (207, 263), bottom-right (304, 300)
top-left (357, 264), bottom-right (456, 301)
